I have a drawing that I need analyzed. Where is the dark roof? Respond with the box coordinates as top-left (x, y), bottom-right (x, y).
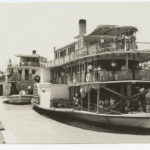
top-left (90, 25), bottom-right (138, 36)
top-left (16, 54), bottom-right (46, 59)
top-left (55, 42), bottom-right (76, 52)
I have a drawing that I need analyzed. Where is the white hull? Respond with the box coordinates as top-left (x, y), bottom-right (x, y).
top-left (33, 103), bottom-right (150, 129)
top-left (8, 95), bottom-right (32, 104)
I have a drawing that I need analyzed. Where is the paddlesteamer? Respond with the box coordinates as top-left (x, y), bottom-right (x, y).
top-left (32, 20), bottom-right (150, 128)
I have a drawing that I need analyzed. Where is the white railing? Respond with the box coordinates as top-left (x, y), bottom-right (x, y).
top-left (46, 42), bottom-right (150, 68)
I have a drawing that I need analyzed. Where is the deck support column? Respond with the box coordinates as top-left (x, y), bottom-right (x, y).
top-left (127, 83), bottom-right (132, 98)
top-left (84, 58), bottom-right (87, 82)
top-left (88, 90), bottom-right (90, 111)
top-left (80, 94), bottom-right (83, 110)
top-left (120, 85), bottom-right (125, 95)
top-left (97, 87), bottom-right (100, 113)
top-left (72, 87), bottom-right (75, 108)
top-left (126, 54), bottom-right (129, 69)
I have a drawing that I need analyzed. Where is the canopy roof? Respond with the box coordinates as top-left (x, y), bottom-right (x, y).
top-left (90, 25), bottom-right (138, 36)
top-left (84, 34), bottom-right (115, 43)
top-left (16, 54), bottom-right (46, 59)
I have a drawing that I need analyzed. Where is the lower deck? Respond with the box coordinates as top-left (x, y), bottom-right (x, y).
top-left (32, 81), bottom-right (150, 116)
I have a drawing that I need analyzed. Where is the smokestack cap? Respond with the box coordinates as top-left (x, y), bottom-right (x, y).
top-left (32, 50), bottom-right (36, 54)
top-left (79, 19), bottom-right (86, 35)
top-left (79, 19), bottom-right (86, 24)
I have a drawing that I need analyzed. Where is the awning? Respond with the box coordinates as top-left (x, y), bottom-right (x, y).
top-left (90, 25), bottom-right (138, 36)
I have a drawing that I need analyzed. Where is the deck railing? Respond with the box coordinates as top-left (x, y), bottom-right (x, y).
top-left (46, 43), bottom-right (138, 68)
top-left (21, 62), bottom-right (40, 67)
top-left (54, 69), bottom-right (150, 84)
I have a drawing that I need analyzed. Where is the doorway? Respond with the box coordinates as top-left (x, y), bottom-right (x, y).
top-left (25, 69), bottom-right (29, 80)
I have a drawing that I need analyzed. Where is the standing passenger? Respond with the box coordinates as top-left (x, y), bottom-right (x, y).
top-left (97, 66), bottom-right (102, 81)
top-left (146, 101), bottom-right (150, 113)
top-left (114, 35), bottom-right (120, 51)
top-left (100, 36), bottom-right (105, 48)
top-left (121, 34), bottom-right (125, 50)
top-left (131, 33), bottom-right (137, 50)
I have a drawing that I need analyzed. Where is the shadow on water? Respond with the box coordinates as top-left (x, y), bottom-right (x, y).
top-left (33, 106), bottom-right (150, 136)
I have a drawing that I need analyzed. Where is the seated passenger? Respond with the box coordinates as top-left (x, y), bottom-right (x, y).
top-left (86, 64), bottom-right (93, 82)
top-left (110, 98), bottom-right (116, 106)
top-left (104, 98), bottom-right (110, 107)
top-left (124, 100), bottom-right (131, 113)
top-left (121, 64), bottom-right (127, 71)
top-left (98, 100), bottom-right (104, 109)
top-left (73, 93), bottom-right (81, 109)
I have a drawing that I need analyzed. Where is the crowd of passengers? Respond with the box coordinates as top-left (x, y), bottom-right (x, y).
top-left (73, 93), bottom-right (150, 114)
top-left (98, 32), bottom-right (137, 51)
top-left (97, 97), bottom-right (150, 114)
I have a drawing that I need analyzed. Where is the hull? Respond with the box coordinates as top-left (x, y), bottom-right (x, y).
top-left (33, 103), bottom-right (150, 129)
top-left (8, 95), bottom-right (32, 104)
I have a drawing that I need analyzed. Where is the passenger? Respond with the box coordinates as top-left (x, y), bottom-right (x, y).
top-left (121, 34), bottom-right (125, 50)
top-left (109, 98), bottom-right (116, 111)
top-left (110, 98), bottom-right (115, 106)
top-left (121, 64), bottom-right (127, 71)
top-left (97, 100), bottom-right (105, 113)
top-left (104, 98), bottom-right (110, 107)
top-left (98, 100), bottom-right (104, 110)
top-left (97, 66), bottom-right (102, 81)
top-left (27, 85), bottom-right (33, 95)
top-left (114, 34), bottom-right (120, 50)
top-left (138, 101), bottom-right (144, 112)
top-left (131, 33), bottom-right (137, 50)
top-left (100, 36), bottom-right (105, 48)
top-left (124, 100), bottom-right (131, 113)
top-left (73, 93), bottom-right (81, 109)
top-left (125, 35), bottom-right (130, 51)
top-left (146, 101), bottom-right (150, 113)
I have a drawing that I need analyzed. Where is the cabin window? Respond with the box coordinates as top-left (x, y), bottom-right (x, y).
top-left (27, 58), bottom-right (30, 62)
top-left (80, 64), bottom-right (82, 71)
top-left (68, 48), bottom-right (71, 55)
top-left (63, 50), bottom-right (66, 56)
top-left (55, 52), bottom-right (57, 59)
top-left (77, 65), bottom-right (79, 72)
top-left (32, 70), bottom-right (36, 74)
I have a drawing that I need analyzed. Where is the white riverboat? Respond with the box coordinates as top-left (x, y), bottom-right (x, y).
top-left (32, 19), bottom-right (150, 129)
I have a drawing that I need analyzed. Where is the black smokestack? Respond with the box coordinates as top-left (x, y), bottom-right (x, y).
top-left (79, 19), bottom-right (86, 35)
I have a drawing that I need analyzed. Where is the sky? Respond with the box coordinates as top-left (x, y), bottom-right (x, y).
top-left (1, 2), bottom-right (150, 71)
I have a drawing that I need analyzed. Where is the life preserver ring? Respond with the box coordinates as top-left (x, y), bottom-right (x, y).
top-left (34, 75), bottom-right (40, 83)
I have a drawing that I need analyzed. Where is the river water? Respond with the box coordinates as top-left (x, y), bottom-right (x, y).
top-left (0, 97), bottom-right (150, 144)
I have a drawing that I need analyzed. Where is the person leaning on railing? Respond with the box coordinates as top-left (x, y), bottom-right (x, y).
top-left (86, 64), bottom-right (93, 82)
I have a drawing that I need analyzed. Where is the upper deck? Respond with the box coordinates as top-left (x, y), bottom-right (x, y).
top-left (46, 21), bottom-right (150, 84)
top-left (46, 24), bottom-right (140, 68)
